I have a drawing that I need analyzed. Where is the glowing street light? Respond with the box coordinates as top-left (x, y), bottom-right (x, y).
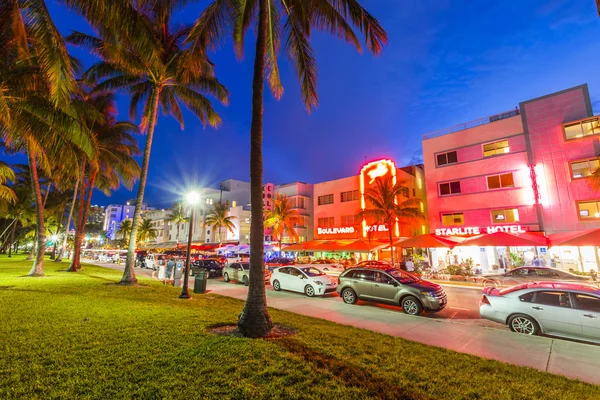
top-left (179, 191), bottom-right (200, 299)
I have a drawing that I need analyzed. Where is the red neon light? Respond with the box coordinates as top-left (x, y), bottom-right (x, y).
top-left (359, 159), bottom-right (399, 238)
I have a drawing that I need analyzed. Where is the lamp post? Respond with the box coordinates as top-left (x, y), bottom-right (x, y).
top-left (179, 190), bottom-right (200, 299)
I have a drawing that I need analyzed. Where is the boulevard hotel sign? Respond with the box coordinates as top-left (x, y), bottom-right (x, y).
top-left (435, 225), bottom-right (527, 236)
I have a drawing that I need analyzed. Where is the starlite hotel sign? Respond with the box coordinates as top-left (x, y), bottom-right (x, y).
top-left (435, 225), bottom-right (527, 236)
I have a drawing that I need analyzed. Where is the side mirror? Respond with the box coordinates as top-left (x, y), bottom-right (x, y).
top-left (298, 275), bottom-right (304, 279)
top-left (393, 282), bottom-right (399, 287)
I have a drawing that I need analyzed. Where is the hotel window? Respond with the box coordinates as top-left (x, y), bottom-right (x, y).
top-left (318, 217), bottom-right (335, 227)
top-left (439, 181), bottom-right (461, 196)
top-left (441, 213), bottom-right (464, 226)
top-left (571, 159), bottom-right (600, 179)
top-left (483, 140), bottom-right (509, 157)
top-left (296, 197), bottom-right (306, 209)
top-left (318, 194), bottom-right (334, 205)
top-left (340, 190), bottom-right (359, 202)
top-left (491, 208), bottom-right (520, 223)
top-left (577, 200), bottom-right (600, 220)
top-left (341, 215), bottom-right (355, 226)
top-left (294, 216), bottom-right (306, 228)
top-left (564, 118), bottom-right (600, 140)
top-left (487, 173), bottom-right (515, 189)
top-left (436, 151), bottom-right (458, 166)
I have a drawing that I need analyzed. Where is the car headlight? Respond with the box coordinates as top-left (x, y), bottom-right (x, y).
top-left (421, 291), bottom-right (437, 298)
top-left (313, 281), bottom-right (323, 285)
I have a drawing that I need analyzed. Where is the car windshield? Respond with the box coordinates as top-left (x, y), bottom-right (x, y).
top-left (240, 263), bottom-right (250, 270)
top-left (300, 267), bottom-right (324, 277)
top-left (388, 269), bottom-right (419, 283)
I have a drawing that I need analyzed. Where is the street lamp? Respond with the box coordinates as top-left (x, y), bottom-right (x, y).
top-left (179, 190), bottom-right (200, 299)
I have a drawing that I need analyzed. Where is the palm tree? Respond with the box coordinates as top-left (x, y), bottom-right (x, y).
top-left (0, 7), bottom-right (94, 276)
top-left (67, 2), bottom-right (229, 285)
top-left (357, 175), bottom-right (424, 266)
top-left (117, 219), bottom-right (133, 245)
top-left (589, 164), bottom-right (600, 191)
top-left (265, 193), bottom-right (300, 256)
top-left (187, 0), bottom-right (387, 337)
top-left (168, 202), bottom-right (189, 245)
top-left (67, 88), bottom-right (141, 272)
top-left (204, 202), bottom-right (236, 244)
top-left (137, 218), bottom-right (157, 244)
top-left (0, 162), bottom-right (17, 210)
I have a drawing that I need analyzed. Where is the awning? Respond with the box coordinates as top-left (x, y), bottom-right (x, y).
top-left (549, 229), bottom-right (600, 247)
top-left (339, 239), bottom-right (387, 252)
top-left (395, 234), bottom-right (461, 249)
top-left (457, 232), bottom-right (548, 247)
top-left (283, 240), bottom-right (321, 252)
top-left (310, 240), bottom-right (351, 252)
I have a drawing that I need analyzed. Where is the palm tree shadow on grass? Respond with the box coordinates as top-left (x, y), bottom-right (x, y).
top-left (275, 338), bottom-right (426, 400)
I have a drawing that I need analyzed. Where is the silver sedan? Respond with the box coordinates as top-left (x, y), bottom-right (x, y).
top-left (479, 282), bottom-right (600, 344)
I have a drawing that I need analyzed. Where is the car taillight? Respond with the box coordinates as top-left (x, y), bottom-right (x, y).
top-left (481, 295), bottom-right (491, 305)
top-left (337, 276), bottom-right (341, 285)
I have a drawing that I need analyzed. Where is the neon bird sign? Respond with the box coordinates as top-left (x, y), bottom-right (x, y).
top-left (360, 159), bottom-right (399, 238)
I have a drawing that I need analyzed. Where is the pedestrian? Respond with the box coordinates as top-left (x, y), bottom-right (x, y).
top-left (166, 257), bottom-right (176, 285)
top-left (405, 258), bottom-right (415, 273)
top-left (157, 259), bottom-right (167, 284)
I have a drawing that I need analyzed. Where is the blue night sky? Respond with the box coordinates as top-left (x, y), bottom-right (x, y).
top-left (20, 0), bottom-right (600, 206)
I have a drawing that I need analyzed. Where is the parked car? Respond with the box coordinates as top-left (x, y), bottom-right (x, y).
top-left (222, 262), bottom-right (271, 286)
top-left (191, 258), bottom-right (224, 278)
top-left (336, 267), bottom-right (447, 316)
top-left (270, 266), bottom-right (337, 297)
top-left (144, 254), bottom-right (168, 270)
top-left (479, 282), bottom-right (600, 344)
top-left (482, 267), bottom-right (591, 288)
top-left (296, 260), bottom-right (345, 276)
top-left (265, 258), bottom-right (295, 270)
top-left (356, 260), bottom-right (393, 269)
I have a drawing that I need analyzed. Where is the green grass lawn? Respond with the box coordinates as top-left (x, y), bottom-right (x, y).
top-left (0, 256), bottom-right (598, 400)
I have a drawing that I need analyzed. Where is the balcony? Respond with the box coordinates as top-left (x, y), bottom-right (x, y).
top-left (423, 109), bottom-right (521, 140)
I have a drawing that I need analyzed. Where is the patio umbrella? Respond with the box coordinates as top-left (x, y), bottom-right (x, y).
top-left (395, 234), bottom-right (460, 249)
top-left (310, 240), bottom-right (348, 252)
top-left (339, 239), bottom-right (387, 252)
top-left (549, 229), bottom-right (600, 247)
top-left (457, 231), bottom-right (548, 247)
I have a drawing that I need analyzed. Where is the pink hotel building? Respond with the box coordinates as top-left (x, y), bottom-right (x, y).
top-left (422, 84), bottom-right (600, 239)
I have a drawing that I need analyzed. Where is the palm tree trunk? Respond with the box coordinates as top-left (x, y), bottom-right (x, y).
top-left (26, 235), bottom-right (36, 261)
top-left (238, 0), bottom-right (273, 338)
top-left (27, 148), bottom-right (45, 277)
top-left (55, 176), bottom-right (79, 262)
top-left (176, 223), bottom-right (180, 246)
top-left (67, 162), bottom-right (87, 272)
top-left (7, 219), bottom-right (17, 258)
top-left (121, 87), bottom-right (161, 285)
top-left (42, 183), bottom-right (52, 209)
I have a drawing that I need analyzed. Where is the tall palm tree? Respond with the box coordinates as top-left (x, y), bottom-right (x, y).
top-left (204, 202), bottom-right (236, 244)
top-left (168, 202), bottom-right (188, 245)
top-left (67, 88), bottom-right (141, 272)
top-left (187, 0), bottom-right (387, 337)
top-left (357, 175), bottom-right (424, 266)
top-left (117, 219), bottom-right (133, 245)
top-left (137, 218), bottom-right (157, 244)
top-left (265, 193), bottom-right (300, 256)
top-left (0, 162), bottom-right (17, 210)
top-left (67, 1), bottom-right (229, 284)
top-left (589, 164), bottom-right (600, 191)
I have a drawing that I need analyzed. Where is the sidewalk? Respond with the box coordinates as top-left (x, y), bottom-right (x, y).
top-left (90, 261), bottom-right (600, 385)
top-left (206, 279), bottom-right (600, 386)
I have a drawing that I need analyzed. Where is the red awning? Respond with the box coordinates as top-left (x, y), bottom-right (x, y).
top-left (549, 229), bottom-right (600, 247)
top-left (395, 234), bottom-right (461, 249)
top-left (310, 240), bottom-right (350, 252)
top-left (339, 239), bottom-right (387, 252)
top-left (283, 240), bottom-right (321, 251)
top-left (458, 232), bottom-right (548, 247)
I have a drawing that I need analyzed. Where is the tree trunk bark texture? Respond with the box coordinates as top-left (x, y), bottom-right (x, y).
top-left (67, 162), bottom-right (88, 272)
top-left (121, 87), bottom-right (161, 285)
top-left (27, 148), bottom-right (46, 277)
top-left (56, 176), bottom-right (79, 262)
top-left (7, 219), bottom-right (17, 258)
top-left (238, 0), bottom-right (274, 338)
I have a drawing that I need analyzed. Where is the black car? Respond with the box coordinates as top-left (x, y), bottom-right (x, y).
top-left (191, 259), bottom-right (224, 278)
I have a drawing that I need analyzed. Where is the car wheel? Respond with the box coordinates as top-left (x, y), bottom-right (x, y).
top-left (304, 285), bottom-right (315, 297)
top-left (401, 296), bottom-right (423, 316)
top-left (223, 272), bottom-right (230, 282)
top-left (243, 276), bottom-right (249, 286)
top-left (508, 314), bottom-right (539, 335)
top-left (341, 288), bottom-right (357, 304)
top-left (273, 280), bottom-right (281, 291)
top-left (483, 279), bottom-right (498, 288)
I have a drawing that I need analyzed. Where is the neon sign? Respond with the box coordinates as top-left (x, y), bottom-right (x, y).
top-left (360, 159), bottom-right (399, 237)
top-left (435, 225), bottom-right (527, 236)
top-left (317, 224), bottom-right (389, 235)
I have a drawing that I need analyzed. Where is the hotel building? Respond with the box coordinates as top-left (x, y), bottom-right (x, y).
top-left (422, 84), bottom-right (600, 270)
